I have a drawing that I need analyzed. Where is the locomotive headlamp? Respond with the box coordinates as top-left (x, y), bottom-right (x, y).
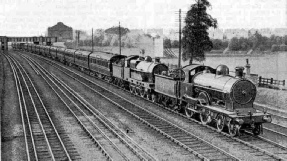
top-left (263, 115), bottom-right (272, 123)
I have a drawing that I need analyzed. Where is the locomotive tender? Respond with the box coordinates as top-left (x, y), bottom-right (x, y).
top-left (12, 42), bottom-right (272, 136)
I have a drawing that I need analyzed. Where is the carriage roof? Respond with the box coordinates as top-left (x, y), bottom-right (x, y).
top-left (90, 51), bottom-right (126, 61)
top-left (75, 50), bottom-right (92, 57)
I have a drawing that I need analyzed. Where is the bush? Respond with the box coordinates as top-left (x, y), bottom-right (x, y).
top-left (229, 37), bottom-right (240, 51)
top-left (280, 44), bottom-right (287, 51)
top-left (126, 43), bottom-right (134, 48)
top-left (113, 40), bottom-right (119, 46)
top-left (271, 45), bottom-right (280, 52)
top-left (164, 39), bottom-right (172, 48)
top-left (172, 40), bottom-right (179, 48)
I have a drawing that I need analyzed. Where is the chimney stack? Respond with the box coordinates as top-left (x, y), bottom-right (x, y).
top-left (235, 66), bottom-right (244, 78)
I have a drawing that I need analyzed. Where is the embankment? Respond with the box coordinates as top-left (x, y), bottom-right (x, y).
top-left (256, 87), bottom-right (287, 112)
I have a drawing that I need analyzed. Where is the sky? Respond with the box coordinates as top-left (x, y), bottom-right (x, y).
top-left (0, 0), bottom-right (286, 36)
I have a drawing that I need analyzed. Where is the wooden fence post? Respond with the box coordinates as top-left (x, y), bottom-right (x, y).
top-left (283, 80), bottom-right (285, 86)
top-left (270, 78), bottom-right (273, 85)
top-left (259, 76), bottom-right (262, 85)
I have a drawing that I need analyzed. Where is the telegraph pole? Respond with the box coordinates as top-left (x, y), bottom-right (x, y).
top-left (78, 31), bottom-right (80, 48)
top-left (76, 30), bottom-right (80, 49)
top-left (92, 28), bottom-right (94, 52)
top-left (119, 21), bottom-right (121, 55)
top-left (174, 9), bottom-right (185, 82)
top-left (178, 9), bottom-right (182, 69)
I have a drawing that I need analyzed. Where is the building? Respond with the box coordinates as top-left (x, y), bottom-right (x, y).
top-left (48, 22), bottom-right (73, 42)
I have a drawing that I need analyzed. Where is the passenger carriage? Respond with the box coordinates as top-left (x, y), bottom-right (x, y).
top-left (29, 44), bottom-right (35, 53)
top-left (57, 48), bottom-right (66, 63)
top-left (50, 46), bottom-right (58, 60)
top-left (35, 45), bottom-right (41, 54)
top-left (43, 45), bottom-right (52, 57)
top-left (64, 49), bottom-right (77, 66)
top-left (27, 43), bottom-right (33, 52)
top-left (39, 45), bottom-right (45, 55)
top-left (74, 50), bottom-right (92, 70)
top-left (23, 43), bottom-right (29, 51)
top-left (89, 51), bottom-right (126, 82)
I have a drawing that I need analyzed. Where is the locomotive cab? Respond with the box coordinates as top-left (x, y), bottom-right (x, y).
top-left (123, 55), bottom-right (140, 81)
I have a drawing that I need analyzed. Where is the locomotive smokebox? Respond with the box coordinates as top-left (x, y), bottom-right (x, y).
top-left (235, 66), bottom-right (244, 78)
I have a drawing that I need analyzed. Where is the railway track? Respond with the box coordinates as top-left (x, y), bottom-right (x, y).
top-left (5, 54), bottom-right (79, 161)
top-left (18, 52), bottom-right (242, 160)
top-left (19, 52), bottom-right (155, 161)
top-left (264, 123), bottom-right (287, 138)
top-left (20, 50), bottom-right (287, 160)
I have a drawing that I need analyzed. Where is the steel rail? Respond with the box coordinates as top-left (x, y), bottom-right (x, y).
top-left (8, 54), bottom-right (73, 161)
top-left (51, 73), bottom-right (156, 161)
top-left (11, 55), bottom-right (73, 161)
top-left (4, 55), bottom-right (32, 161)
top-left (264, 127), bottom-right (287, 139)
top-left (24, 52), bottom-right (155, 161)
top-left (20, 53), bottom-right (121, 161)
top-left (8, 55), bottom-right (56, 160)
top-left (6, 55), bottom-right (40, 160)
top-left (48, 73), bottom-right (133, 161)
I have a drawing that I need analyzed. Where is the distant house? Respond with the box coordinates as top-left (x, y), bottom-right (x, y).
top-left (48, 22), bottom-right (73, 42)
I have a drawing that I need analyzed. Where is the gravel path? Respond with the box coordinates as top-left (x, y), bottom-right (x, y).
top-left (1, 54), bottom-right (26, 160)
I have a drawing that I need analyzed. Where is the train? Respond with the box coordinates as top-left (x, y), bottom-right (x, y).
top-left (12, 42), bottom-right (272, 136)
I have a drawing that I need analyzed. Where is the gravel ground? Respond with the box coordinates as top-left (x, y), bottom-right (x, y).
top-left (1, 54), bottom-right (26, 160)
top-left (11, 52), bottom-right (113, 160)
top-left (256, 87), bottom-right (287, 112)
top-left (21, 53), bottom-right (203, 160)
top-left (25, 53), bottom-right (280, 160)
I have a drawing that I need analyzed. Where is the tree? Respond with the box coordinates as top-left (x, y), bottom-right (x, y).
top-left (172, 40), bottom-right (179, 48)
top-left (229, 37), bottom-right (240, 51)
top-left (105, 26), bottom-right (130, 35)
top-left (182, 0), bottom-right (217, 64)
top-left (163, 39), bottom-right (172, 48)
top-left (283, 35), bottom-right (287, 45)
top-left (211, 39), bottom-right (223, 50)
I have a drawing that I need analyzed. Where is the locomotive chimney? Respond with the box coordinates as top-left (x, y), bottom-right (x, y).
top-left (235, 66), bottom-right (244, 78)
top-left (155, 57), bottom-right (160, 63)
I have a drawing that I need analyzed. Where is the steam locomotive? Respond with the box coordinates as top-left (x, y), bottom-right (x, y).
top-left (12, 42), bottom-right (272, 136)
